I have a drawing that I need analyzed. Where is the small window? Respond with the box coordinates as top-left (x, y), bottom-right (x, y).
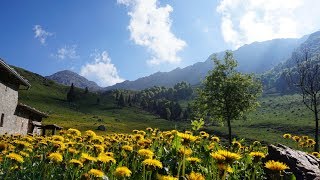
top-left (0, 113), bottom-right (4, 127)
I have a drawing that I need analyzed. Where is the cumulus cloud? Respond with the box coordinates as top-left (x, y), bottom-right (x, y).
top-left (53, 45), bottom-right (79, 60)
top-left (33, 25), bottom-right (53, 45)
top-left (217, 0), bottom-right (320, 48)
top-left (80, 51), bottom-right (124, 87)
top-left (117, 0), bottom-right (186, 65)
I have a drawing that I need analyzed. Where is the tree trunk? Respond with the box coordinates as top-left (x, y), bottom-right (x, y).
top-left (227, 118), bottom-right (232, 146)
top-left (313, 94), bottom-right (319, 152)
top-left (315, 116), bottom-right (319, 152)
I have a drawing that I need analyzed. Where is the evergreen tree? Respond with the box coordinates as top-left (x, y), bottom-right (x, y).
top-left (115, 91), bottom-right (120, 101)
top-left (127, 95), bottom-right (132, 106)
top-left (84, 87), bottom-right (89, 94)
top-left (96, 98), bottom-right (100, 105)
top-left (165, 108), bottom-right (171, 120)
top-left (118, 93), bottom-right (126, 107)
top-left (67, 83), bottom-right (76, 102)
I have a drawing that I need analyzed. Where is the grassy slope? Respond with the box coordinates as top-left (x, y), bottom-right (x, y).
top-left (205, 93), bottom-right (315, 147)
top-left (15, 67), bottom-right (187, 134)
top-left (14, 67), bottom-right (316, 147)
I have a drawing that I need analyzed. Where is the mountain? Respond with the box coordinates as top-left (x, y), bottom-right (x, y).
top-left (46, 70), bottom-right (102, 91)
top-left (13, 67), bottom-right (182, 133)
top-left (105, 36), bottom-right (308, 91)
top-left (262, 30), bottom-right (320, 93)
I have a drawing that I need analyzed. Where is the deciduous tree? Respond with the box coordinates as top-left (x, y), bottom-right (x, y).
top-left (194, 51), bottom-right (262, 146)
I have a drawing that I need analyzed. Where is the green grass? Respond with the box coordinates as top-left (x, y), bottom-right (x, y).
top-left (16, 67), bottom-right (188, 134)
top-left (204, 93), bottom-right (316, 148)
top-left (14, 67), bottom-right (317, 148)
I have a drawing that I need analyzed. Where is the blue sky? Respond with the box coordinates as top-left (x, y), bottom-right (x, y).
top-left (1, 0), bottom-right (320, 87)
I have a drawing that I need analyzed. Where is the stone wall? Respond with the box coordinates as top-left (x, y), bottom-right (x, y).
top-left (0, 81), bottom-right (20, 135)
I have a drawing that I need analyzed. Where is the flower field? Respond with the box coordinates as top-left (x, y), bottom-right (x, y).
top-left (0, 128), bottom-right (317, 180)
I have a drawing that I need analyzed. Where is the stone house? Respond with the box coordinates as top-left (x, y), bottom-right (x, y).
top-left (0, 59), bottom-right (48, 135)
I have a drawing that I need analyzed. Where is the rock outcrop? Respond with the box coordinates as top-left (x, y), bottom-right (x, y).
top-left (266, 144), bottom-right (320, 180)
top-left (97, 125), bottom-right (106, 131)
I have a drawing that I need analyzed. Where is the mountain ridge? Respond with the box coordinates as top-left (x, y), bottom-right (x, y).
top-left (104, 36), bottom-right (308, 90)
top-left (46, 70), bottom-right (102, 91)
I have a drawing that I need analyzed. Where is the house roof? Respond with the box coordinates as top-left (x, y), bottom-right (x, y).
top-left (0, 59), bottom-right (31, 87)
top-left (17, 103), bottom-right (48, 118)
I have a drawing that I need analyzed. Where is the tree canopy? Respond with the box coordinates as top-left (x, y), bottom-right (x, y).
top-left (194, 51), bottom-right (262, 145)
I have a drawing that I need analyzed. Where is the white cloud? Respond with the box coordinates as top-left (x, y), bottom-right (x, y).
top-left (33, 25), bottom-right (53, 45)
top-left (80, 51), bottom-right (124, 87)
top-left (53, 45), bottom-right (79, 60)
top-left (217, 0), bottom-right (320, 48)
top-left (117, 0), bottom-right (186, 65)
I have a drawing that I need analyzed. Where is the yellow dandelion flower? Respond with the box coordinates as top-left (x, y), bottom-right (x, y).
top-left (122, 145), bottom-right (133, 152)
top-left (217, 164), bottom-right (233, 173)
top-left (13, 140), bottom-right (31, 149)
top-left (265, 160), bottom-right (289, 171)
top-left (69, 159), bottom-right (83, 167)
top-left (138, 149), bottom-right (154, 159)
top-left (19, 151), bottom-right (29, 158)
top-left (133, 134), bottom-right (144, 141)
top-left (48, 152), bottom-right (63, 163)
top-left (157, 174), bottom-right (178, 180)
top-left (201, 133), bottom-right (209, 139)
top-left (186, 157), bottom-right (201, 164)
top-left (114, 166), bottom-right (132, 178)
top-left (179, 147), bottom-right (193, 157)
top-left (311, 152), bottom-right (320, 158)
top-left (85, 130), bottom-right (96, 137)
top-left (186, 171), bottom-right (205, 180)
top-left (93, 144), bottom-right (105, 153)
top-left (132, 130), bottom-right (139, 134)
top-left (283, 134), bottom-right (291, 139)
top-left (138, 130), bottom-right (146, 136)
top-left (52, 135), bottom-right (64, 142)
top-left (81, 153), bottom-right (97, 162)
top-left (92, 136), bottom-right (104, 144)
top-left (68, 147), bottom-right (79, 154)
top-left (97, 154), bottom-right (116, 164)
top-left (211, 136), bottom-right (220, 143)
top-left (302, 136), bottom-right (309, 140)
top-left (249, 151), bottom-right (265, 161)
top-left (6, 153), bottom-right (24, 163)
top-left (142, 158), bottom-right (163, 169)
top-left (88, 169), bottom-right (104, 178)
top-left (52, 141), bottom-right (66, 150)
top-left (67, 128), bottom-right (81, 136)
top-left (0, 143), bottom-right (8, 152)
top-left (25, 147), bottom-right (33, 153)
top-left (105, 152), bottom-right (114, 157)
top-left (210, 152), bottom-right (226, 162)
top-left (292, 136), bottom-right (301, 142)
top-left (171, 130), bottom-right (178, 135)
top-left (252, 141), bottom-right (261, 146)
top-left (22, 136), bottom-right (34, 142)
top-left (307, 139), bottom-right (316, 145)
top-left (177, 132), bottom-right (197, 144)
top-left (211, 150), bottom-right (241, 163)
top-left (232, 141), bottom-right (242, 148)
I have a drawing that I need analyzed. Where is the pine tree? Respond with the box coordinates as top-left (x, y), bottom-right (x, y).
top-left (96, 98), bottom-right (100, 105)
top-left (128, 95), bottom-right (132, 106)
top-left (67, 83), bottom-right (76, 102)
top-left (118, 93), bottom-right (126, 107)
top-left (84, 87), bottom-right (89, 94)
